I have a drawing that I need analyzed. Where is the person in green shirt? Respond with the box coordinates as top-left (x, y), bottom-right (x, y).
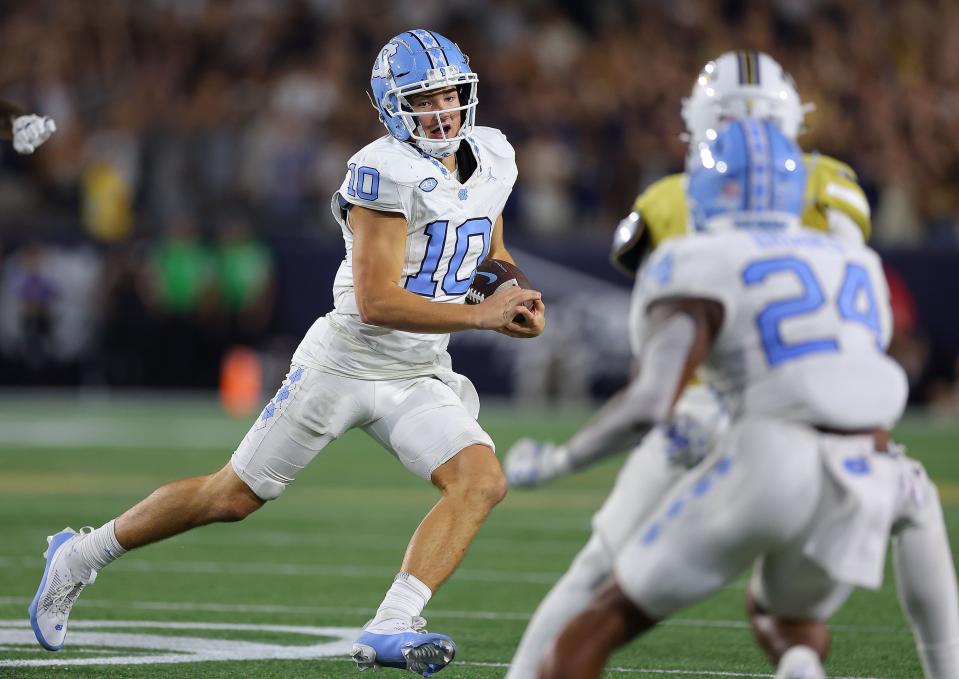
top-left (213, 214), bottom-right (275, 347)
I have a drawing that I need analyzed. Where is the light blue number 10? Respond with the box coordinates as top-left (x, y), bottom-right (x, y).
top-left (406, 217), bottom-right (493, 297)
top-left (346, 164), bottom-right (380, 201)
top-left (742, 256), bottom-right (882, 367)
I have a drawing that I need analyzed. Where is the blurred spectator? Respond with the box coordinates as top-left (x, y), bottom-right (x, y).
top-left (96, 241), bottom-right (153, 386)
top-left (0, 241), bottom-right (101, 384)
top-left (884, 263), bottom-right (929, 395)
top-left (213, 213), bottom-right (275, 349)
top-left (0, 0), bottom-right (957, 396)
top-left (142, 214), bottom-right (218, 387)
top-left (0, 0), bottom-right (954, 243)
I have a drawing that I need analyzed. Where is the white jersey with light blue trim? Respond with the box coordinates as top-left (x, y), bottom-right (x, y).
top-left (297, 126), bottom-right (517, 378)
top-left (631, 228), bottom-right (908, 430)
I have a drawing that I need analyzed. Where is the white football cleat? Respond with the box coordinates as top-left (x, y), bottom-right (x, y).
top-left (28, 527), bottom-right (97, 651)
top-left (774, 645), bottom-right (826, 679)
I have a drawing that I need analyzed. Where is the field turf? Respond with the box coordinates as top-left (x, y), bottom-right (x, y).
top-left (0, 397), bottom-right (956, 678)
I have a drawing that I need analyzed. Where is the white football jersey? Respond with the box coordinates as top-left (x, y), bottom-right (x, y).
top-left (294, 126), bottom-right (517, 378)
top-left (631, 228), bottom-right (908, 430)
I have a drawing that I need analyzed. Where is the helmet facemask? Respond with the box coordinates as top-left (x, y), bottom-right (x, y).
top-left (380, 66), bottom-right (478, 159)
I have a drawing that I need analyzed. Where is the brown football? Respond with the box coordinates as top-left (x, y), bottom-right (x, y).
top-left (466, 258), bottom-right (534, 322)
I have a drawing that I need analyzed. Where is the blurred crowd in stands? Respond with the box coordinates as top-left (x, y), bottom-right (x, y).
top-left (0, 0), bottom-right (957, 408)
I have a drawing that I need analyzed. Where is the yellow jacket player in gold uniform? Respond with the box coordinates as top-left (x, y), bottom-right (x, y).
top-left (611, 152), bottom-right (871, 276)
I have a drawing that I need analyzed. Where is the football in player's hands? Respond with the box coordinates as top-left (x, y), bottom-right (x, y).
top-left (466, 258), bottom-right (535, 322)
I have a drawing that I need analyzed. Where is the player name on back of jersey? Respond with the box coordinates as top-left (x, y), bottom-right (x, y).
top-left (640, 228), bottom-right (908, 431)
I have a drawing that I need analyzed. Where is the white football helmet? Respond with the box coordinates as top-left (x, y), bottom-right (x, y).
top-left (681, 51), bottom-right (811, 155)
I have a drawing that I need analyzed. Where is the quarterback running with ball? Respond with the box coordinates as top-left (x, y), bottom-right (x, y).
top-left (28, 30), bottom-right (544, 677)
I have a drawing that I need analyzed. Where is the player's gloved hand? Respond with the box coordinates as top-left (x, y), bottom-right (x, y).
top-left (504, 438), bottom-right (573, 488)
top-left (661, 386), bottom-right (731, 468)
top-left (661, 415), bottom-right (715, 468)
top-left (12, 115), bottom-right (56, 154)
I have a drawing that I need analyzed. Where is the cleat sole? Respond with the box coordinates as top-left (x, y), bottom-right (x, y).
top-left (402, 639), bottom-right (456, 676)
top-left (351, 643), bottom-right (377, 672)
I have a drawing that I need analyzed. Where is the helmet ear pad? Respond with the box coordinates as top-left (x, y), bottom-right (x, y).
top-left (386, 92), bottom-right (411, 141)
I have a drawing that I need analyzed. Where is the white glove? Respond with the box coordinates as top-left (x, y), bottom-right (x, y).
top-left (504, 438), bottom-right (573, 488)
top-left (661, 386), bottom-right (732, 468)
top-left (12, 114), bottom-right (56, 154)
top-left (661, 415), bottom-right (717, 468)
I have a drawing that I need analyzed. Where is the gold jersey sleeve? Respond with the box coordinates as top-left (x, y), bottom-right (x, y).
top-left (632, 173), bottom-right (689, 249)
top-left (801, 152), bottom-right (872, 241)
top-left (630, 153), bottom-right (871, 251)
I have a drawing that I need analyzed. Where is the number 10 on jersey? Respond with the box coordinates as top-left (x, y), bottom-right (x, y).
top-left (406, 218), bottom-right (493, 297)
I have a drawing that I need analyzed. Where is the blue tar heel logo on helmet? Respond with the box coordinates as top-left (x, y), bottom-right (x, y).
top-left (369, 30), bottom-right (479, 160)
top-left (687, 117), bottom-right (806, 233)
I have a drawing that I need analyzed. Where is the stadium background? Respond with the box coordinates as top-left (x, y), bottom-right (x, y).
top-left (0, 1), bottom-right (957, 677)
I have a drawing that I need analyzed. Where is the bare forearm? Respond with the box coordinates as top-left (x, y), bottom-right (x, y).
top-left (358, 285), bottom-right (480, 333)
top-left (565, 313), bottom-right (696, 469)
top-left (565, 390), bottom-right (654, 470)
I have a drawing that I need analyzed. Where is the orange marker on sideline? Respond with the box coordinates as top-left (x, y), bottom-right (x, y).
top-left (220, 346), bottom-right (262, 417)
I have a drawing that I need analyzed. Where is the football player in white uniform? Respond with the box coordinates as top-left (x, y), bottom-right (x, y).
top-left (506, 52), bottom-right (959, 679)
top-left (28, 30), bottom-right (545, 677)
top-left (0, 98), bottom-right (56, 154)
top-left (536, 119), bottom-right (957, 679)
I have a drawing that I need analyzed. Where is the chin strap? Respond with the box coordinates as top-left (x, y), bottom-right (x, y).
top-left (413, 137), bottom-right (460, 159)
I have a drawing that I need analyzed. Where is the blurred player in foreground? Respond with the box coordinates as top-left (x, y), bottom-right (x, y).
top-left (28, 30), bottom-right (544, 677)
top-left (0, 98), bottom-right (56, 154)
top-left (505, 51), bottom-right (958, 679)
top-left (535, 118), bottom-right (957, 679)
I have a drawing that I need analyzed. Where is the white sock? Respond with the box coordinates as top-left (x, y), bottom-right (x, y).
top-left (74, 520), bottom-right (127, 572)
top-left (367, 572), bottom-right (432, 632)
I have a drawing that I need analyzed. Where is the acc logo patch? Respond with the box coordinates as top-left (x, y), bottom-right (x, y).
top-left (418, 178), bottom-right (438, 192)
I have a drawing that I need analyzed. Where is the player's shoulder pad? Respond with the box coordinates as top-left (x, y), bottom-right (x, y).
top-left (632, 173), bottom-right (684, 212)
top-left (469, 126), bottom-right (515, 161)
top-left (632, 173), bottom-right (688, 248)
top-left (638, 232), bottom-right (739, 313)
top-left (338, 136), bottom-right (429, 215)
top-left (348, 135), bottom-right (425, 187)
top-left (805, 152), bottom-right (858, 182)
top-left (469, 126), bottom-right (517, 185)
top-left (803, 152), bottom-right (871, 239)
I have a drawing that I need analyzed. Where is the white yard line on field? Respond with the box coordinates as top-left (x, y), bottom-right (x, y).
top-left (0, 597), bottom-right (904, 634)
top-left (0, 420), bottom-right (237, 449)
top-left (0, 619), bottom-right (896, 677)
top-left (0, 555), bottom-right (750, 590)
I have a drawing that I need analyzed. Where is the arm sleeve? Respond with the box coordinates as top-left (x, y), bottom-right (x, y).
top-left (636, 238), bottom-right (736, 323)
top-left (565, 312), bottom-right (698, 468)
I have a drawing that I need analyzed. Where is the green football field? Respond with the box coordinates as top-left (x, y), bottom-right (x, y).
top-left (0, 397), bottom-right (956, 678)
